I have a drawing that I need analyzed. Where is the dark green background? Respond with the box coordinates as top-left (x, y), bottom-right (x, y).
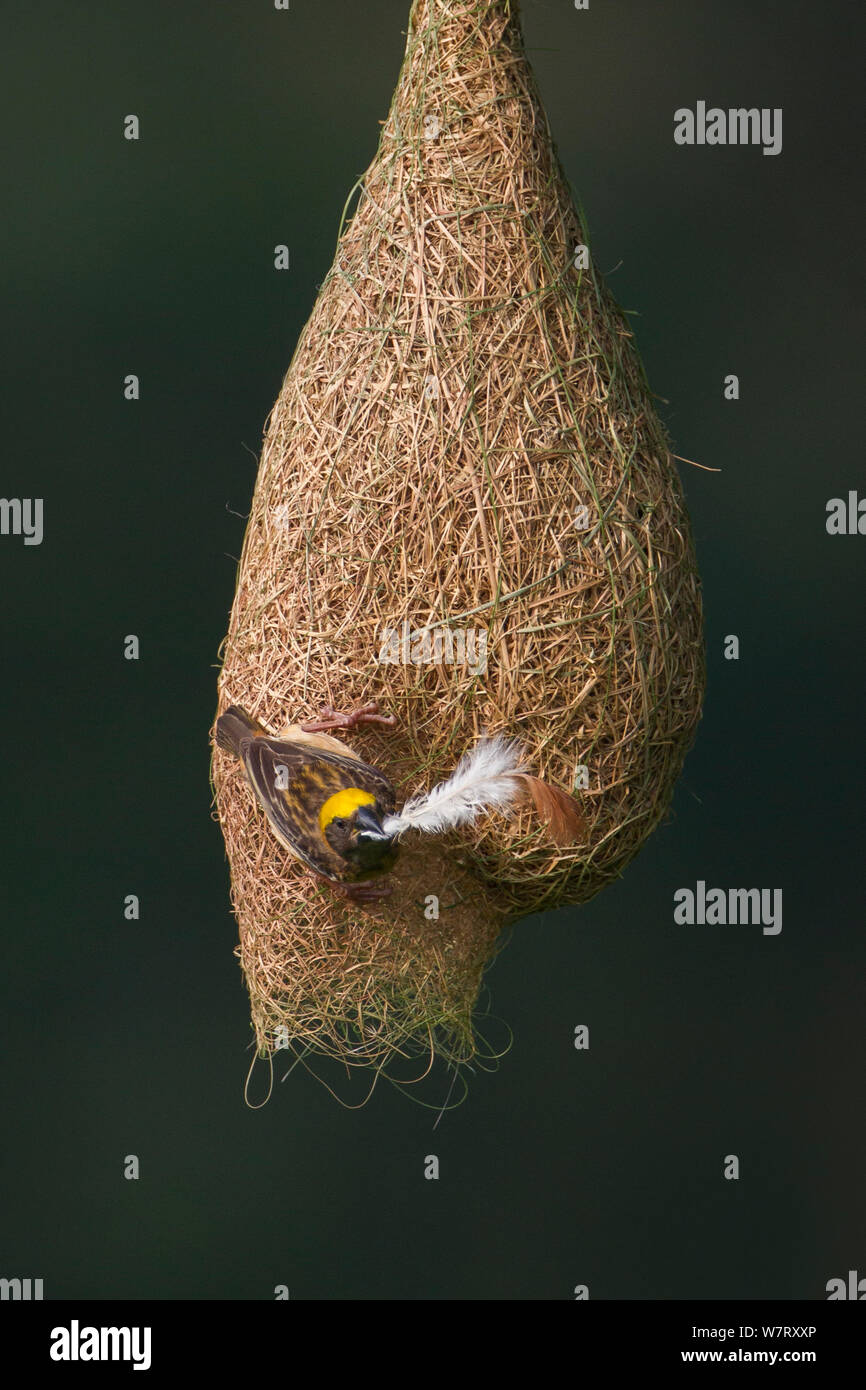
top-left (1, 0), bottom-right (863, 1299)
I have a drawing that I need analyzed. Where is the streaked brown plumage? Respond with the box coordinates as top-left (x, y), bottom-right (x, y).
top-left (216, 705), bottom-right (398, 889)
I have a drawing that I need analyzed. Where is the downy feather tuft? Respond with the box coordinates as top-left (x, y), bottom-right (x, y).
top-left (383, 737), bottom-right (586, 846)
top-left (382, 736), bottom-right (527, 837)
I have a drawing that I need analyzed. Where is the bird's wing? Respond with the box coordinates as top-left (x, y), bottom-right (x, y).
top-left (278, 725), bottom-right (361, 759)
top-left (248, 737), bottom-right (396, 809)
top-left (240, 737), bottom-right (396, 881)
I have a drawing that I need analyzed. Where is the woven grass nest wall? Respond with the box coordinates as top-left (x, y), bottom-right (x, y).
top-left (212, 0), bottom-right (704, 1085)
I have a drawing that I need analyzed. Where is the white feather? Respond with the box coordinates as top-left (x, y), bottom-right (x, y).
top-left (383, 735), bottom-right (527, 838)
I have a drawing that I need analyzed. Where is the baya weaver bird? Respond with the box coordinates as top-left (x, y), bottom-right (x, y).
top-left (215, 700), bottom-right (584, 903)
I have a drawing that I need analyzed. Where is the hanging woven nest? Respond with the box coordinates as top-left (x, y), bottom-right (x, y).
top-left (212, 0), bottom-right (704, 1089)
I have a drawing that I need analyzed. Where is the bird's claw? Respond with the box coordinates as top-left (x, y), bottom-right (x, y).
top-left (300, 700), bottom-right (397, 733)
top-left (341, 880), bottom-right (394, 903)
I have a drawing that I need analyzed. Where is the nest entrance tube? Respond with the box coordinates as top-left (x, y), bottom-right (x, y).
top-left (213, 0), bottom-right (704, 1093)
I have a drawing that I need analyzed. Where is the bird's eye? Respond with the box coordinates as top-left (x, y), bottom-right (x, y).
top-left (332, 816), bottom-right (347, 830)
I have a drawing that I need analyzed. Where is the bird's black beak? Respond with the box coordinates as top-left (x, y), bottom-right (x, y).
top-left (349, 804), bottom-right (398, 875)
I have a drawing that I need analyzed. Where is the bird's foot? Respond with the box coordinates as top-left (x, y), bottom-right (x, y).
top-left (300, 700), bottom-right (397, 734)
top-left (319, 877), bottom-right (393, 905)
top-left (308, 866), bottom-right (393, 905)
top-left (341, 879), bottom-right (394, 903)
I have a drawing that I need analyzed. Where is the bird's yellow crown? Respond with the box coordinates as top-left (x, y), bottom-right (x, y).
top-left (318, 788), bottom-right (376, 833)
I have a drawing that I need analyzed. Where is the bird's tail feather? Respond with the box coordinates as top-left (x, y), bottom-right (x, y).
top-left (215, 705), bottom-right (264, 756)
